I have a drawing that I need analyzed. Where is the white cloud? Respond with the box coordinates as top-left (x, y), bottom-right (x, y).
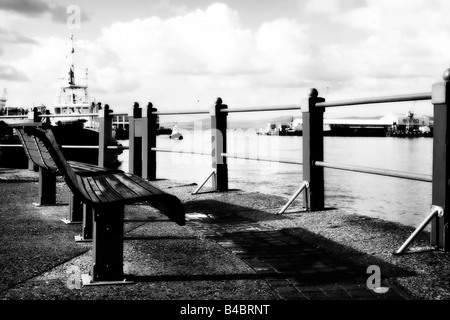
top-left (85, 3), bottom-right (314, 108)
top-left (304, 0), bottom-right (342, 14)
top-left (303, 0), bottom-right (450, 103)
top-left (4, 1), bottom-right (450, 117)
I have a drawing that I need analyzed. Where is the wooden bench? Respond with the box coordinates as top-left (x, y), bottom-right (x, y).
top-left (13, 122), bottom-right (185, 285)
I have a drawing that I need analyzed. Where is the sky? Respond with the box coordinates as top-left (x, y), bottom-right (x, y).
top-left (1, 0), bottom-right (450, 119)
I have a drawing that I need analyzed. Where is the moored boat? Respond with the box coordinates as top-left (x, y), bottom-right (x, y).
top-left (169, 123), bottom-right (183, 140)
top-left (0, 36), bottom-right (122, 168)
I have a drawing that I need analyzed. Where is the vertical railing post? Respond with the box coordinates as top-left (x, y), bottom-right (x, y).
top-left (210, 97), bottom-right (228, 192)
top-left (27, 107), bottom-right (40, 171)
top-left (128, 102), bottom-right (142, 176)
top-left (142, 102), bottom-right (157, 181)
top-left (128, 102), bottom-right (157, 180)
top-left (302, 88), bottom-right (326, 211)
top-left (430, 69), bottom-right (450, 251)
top-left (98, 104), bottom-right (114, 167)
top-left (28, 107), bottom-right (40, 122)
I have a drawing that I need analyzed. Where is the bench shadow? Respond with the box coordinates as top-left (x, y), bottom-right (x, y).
top-left (182, 199), bottom-right (416, 283)
top-left (190, 188), bottom-right (242, 195)
top-left (132, 273), bottom-right (266, 283)
top-left (184, 198), bottom-right (301, 222)
top-left (124, 219), bottom-right (170, 223)
top-left (124, 236), bottom-right (198, 241)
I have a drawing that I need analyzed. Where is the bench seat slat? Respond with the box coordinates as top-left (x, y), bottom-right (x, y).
top-left (113, 174), bottom-right (159, 198)
top-left (124, 173), bottom-right (166, 195)
top-left (21, 137), bottom-right (57, 170)
top-left (69, 161), bottom-right (122, 175)
top-left (77, 175), bottom-right (100, 203)
top-left (24, 139), bottom-right (49, 153)
top-left (76, 175), bottom-right (97, 202)
top-left (103, 174), bottom-right (141, 200)
top-left (93, 175), bottom-right (125, 202)
top-left (28, 150), bottom-right (56, 170)
top-left (83, 176), bottom-right (116, 203)
top-left (27, 148), bottom-right (54, 162)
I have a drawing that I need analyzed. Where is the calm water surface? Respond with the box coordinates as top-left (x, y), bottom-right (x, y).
top-left (119, 130), bottom-right (433, 228)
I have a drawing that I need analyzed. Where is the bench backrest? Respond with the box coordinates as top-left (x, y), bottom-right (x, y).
top-left (15, 124), bottom-right (91, 202)
top-left (16, 125), bottom-right (58, 171)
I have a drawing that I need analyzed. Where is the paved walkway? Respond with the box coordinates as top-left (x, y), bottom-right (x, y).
top-left (0, 168), bottom-right (421, 301)
top-left (185, 212), bottom-right (410, 300)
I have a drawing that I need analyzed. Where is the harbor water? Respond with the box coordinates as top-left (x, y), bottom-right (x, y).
top-left (118, 129), bottom-right (433, 229)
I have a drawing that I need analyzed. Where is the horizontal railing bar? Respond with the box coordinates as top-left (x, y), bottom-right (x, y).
top-left (61, 145), bottom-right (98, 149)
top-left (0, 144), bottom-right (22, 147)
top-left (41, 113), bottom-right (99, 118)
top-left (107, 145), bottom-right (129, 150)
top-left (0, 144), bottom-right (128, 150)
top-left (221, 104), bottom-right (300, 113)
top-left (314, 161), bottom-right (432, 182)
top-left (61, 145), bottom-right (129, 150)
top-left (150, 147), bottom-right (303, 165)
top-left (222, 152), bottom-right (302, 165)
top-left (1, 113), bottom-right (127, 119)
top-left (0, 115), bottom-right (28, 119)
top-left (0, 144), bottom-right (99, 149)
top-left (317, 92), bottom-right (432, 108)
top-left (153, 110), bottom-right (209, 116)
top-left (151, 147), bottom-right (210, 156)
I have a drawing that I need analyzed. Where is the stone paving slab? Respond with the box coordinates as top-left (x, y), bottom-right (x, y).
top-left (185, 212), bottom-right (410, 300)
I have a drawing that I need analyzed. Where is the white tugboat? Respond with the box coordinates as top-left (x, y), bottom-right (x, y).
top-left (45, 35), bottom-right (122, 166)
top-left (48, 35), bottom-right (99, 130)
top-left (0, 36), bottom-right (122, 168)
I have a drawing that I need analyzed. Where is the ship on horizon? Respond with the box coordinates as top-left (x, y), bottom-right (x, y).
top-left (256, 111), bottom-right (433, 137)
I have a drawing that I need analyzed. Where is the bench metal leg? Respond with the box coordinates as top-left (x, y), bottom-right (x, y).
top-left (62, 194), bottom-right (83, 224)
top-left (75, 204), bottom-right (93, 242)
top-left (82, 204), bottom-right (133, 285)
top-left (34, 167), bottom-right (56, 206)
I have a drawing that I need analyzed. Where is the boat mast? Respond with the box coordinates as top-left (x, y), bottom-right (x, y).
top-left (69, 35), bottom-right (76, 105)
top-left (85, 68), bottom-right (89, 104)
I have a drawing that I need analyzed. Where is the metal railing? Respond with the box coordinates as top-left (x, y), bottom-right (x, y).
top-left (125, 71), bottom-right (450, 253)
top-left (317, 92), bottom-right (432, 108)
top-left (2, 70), bottom-right (449, 253)
top-left (313, 161), bottom-right (432, 183)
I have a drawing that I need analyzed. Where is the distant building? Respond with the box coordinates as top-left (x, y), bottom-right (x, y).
top-left (112, 113), bottom-right (129, 131)
top-left (0, 89), bottom-right (6, 114)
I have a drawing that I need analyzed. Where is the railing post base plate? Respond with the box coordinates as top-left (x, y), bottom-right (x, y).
top-left (81, 274), bottom-right (134, 287)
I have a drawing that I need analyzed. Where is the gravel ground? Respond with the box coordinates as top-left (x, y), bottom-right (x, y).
top-left (0, 171), bottom-right (276, 300)
top-left (0, 168), bottom-right (449, 301)
top-left (155, 179), bottom-right (450, 301)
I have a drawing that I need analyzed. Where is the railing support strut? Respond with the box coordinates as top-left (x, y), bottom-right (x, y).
top-left (395, 206), bottom-right (443, 255)
top-left (277, 181), bottom-right (309, 214)
top-left (191, 170), bottom-right (216, 195)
